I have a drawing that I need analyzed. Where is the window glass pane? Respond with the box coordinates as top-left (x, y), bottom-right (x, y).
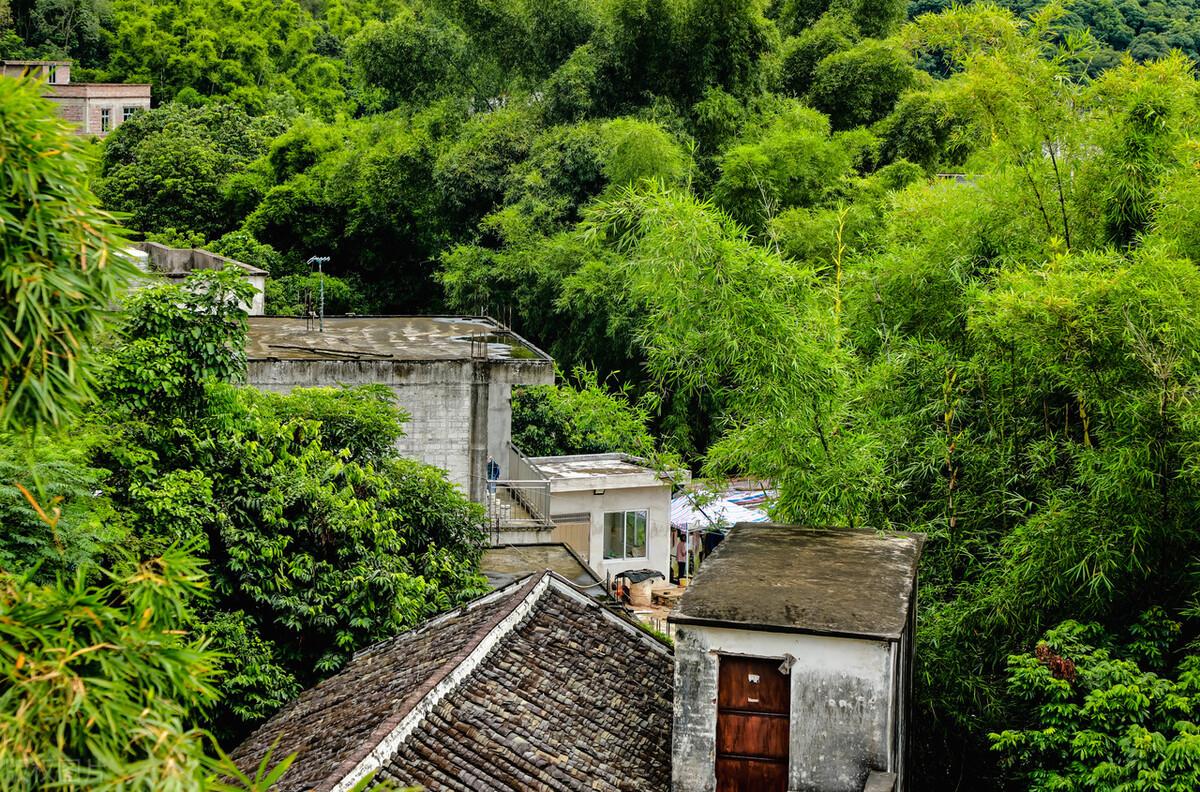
top-left (603, 512), bottom-right (624, 559)
top-left (627, 511), bottom-right (647, 558)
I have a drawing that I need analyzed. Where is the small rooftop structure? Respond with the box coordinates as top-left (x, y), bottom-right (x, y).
top-left (231, 571), bottom-right (673, 792)
top-left (525, 453), bottom-right (687, 581)
top-left (673, 525), bottom-right (923, 640)
top-left (128, 242), bottom-right (267, 315)
top-left (671, 524), bottom-right (924, 792)
top-left (531, 452), bottom-right (675, 490)
top-left (480, 542), bottom-right (602, 591)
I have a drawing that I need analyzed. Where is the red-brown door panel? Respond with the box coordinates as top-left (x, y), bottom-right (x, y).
top-left (715, 756), bottom-right (788, 792)
top-left (717, 656), bottom-right (789, 713)
top-left (716, 711), bottom-right (789, 759)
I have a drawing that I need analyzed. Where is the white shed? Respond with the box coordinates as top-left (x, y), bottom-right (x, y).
top-left (528, 453), bottom-right (688, 581)
top-left (670, 524), bottom-right (923, 792)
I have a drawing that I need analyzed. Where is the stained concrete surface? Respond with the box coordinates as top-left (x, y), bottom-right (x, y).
top-left (246, 316), bottom-right (549, 362)
top-left (673, 524), bottom-right (924, 640)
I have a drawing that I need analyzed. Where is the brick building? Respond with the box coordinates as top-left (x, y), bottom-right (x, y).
top-left (2, 60), bottom-right (151, 136)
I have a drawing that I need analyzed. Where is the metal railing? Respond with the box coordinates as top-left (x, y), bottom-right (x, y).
top-left (483, 442), bottom-right (551, 530)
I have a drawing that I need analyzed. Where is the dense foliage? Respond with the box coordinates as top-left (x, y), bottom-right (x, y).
top-left (991, 612), bottom-right (1200, 788)
top-left (0, 75), bottom-right (138, 431)
top-left (0, 78), bottom-right (254, 791)
top-left (910, 0), bottom-right (1200, 69)
top-left (90, 270), bottom-right (488, 740)
top-left (512, 367), bottom-right (658, 457)
top-left (0, 79), bottom-right (484, 786)
top-left (6, 0), bottom-right (1200, 786)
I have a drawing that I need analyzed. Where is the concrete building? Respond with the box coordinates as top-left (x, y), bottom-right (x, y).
top-left (527, 453), bottom-right (686, 582)
top-left (128, 242), bottom-right (268, 315)
top-left (670, 524), bottom-right (924, 792)
top-left (244, 316), bottom-right (554, 501)
top-left (2, 60), bottom-right (151, 136)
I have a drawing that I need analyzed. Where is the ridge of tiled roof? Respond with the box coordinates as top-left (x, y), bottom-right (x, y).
top-left (378, 575), bottom-right (674, 791)
top-left (230, 573), bottom-right (544, 792)
top-left (232, 570), bottom-right (672, 792)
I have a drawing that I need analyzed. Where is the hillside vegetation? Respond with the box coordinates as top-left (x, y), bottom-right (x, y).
top-left (4, 0), bottom-right (1200, 788)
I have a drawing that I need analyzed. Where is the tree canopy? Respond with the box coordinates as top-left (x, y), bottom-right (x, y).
top-left (6, 0), bottom-right (1200, 786)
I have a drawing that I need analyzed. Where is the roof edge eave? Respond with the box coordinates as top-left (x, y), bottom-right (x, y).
top-left (665, 614), bottom-right (905, 643)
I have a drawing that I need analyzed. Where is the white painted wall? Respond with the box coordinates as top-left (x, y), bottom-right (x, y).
top-left (246, 274), bottom-right (266, 315)
top-left (672, 623), bottom-right (897, 792)
top-left (546, 484), bottom-right (672, 580)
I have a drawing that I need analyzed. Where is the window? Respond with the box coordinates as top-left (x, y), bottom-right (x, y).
top-left (123, 106), bottom-right (137, 122)
top-left (100, 108), bottom-right (111, 132)
top-left (604, 511), bottom-right (647, 559)
top-left (47, 65), bottom-right (58, 84)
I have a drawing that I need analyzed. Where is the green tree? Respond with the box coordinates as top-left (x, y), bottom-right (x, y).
top-left (347, 8), bottom-right (472, 108)
top-left (713, 103), bottom-right (854, 227)
top-left (0, 547), bottom-right (226, 791)
top-left (0, 74), bottom-right (273, 792)
top-left (102, 267), bottom-right (252, 413)
top-left (777, 12), bottom-right (856, 97)
top-left (991, 612), bottom-right (1200, 788)
top-left (91, 272), bottom-right (489, 735)
top-left (0, 76), bottom-right (138, 431)
top-left (512, 367), bottom-right (659, 457)
top-left (808, 38), bottom-right (920, 129)
top-left (98, 103), bottom-right (284, 240)
top-left (680, 0), bottom-right (776, 100)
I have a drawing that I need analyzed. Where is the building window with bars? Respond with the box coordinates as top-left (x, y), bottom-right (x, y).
top-left (100, 108), bottom-right (111, 132)
top-left (123, 106), bottom-right (137, 122)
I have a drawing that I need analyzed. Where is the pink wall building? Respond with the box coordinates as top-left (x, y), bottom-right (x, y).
top-left (2, 60), bottom-right (151, 137)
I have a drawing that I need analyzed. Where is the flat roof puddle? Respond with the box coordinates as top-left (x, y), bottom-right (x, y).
top-left (453, 333), bottom-right (539, 360)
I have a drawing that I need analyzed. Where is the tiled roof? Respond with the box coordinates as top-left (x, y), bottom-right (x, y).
top-left (231, 572), bottom-right (673, 792)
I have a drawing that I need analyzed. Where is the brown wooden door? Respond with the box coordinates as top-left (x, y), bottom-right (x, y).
top-left (716, 655), bottom-right (789, 792)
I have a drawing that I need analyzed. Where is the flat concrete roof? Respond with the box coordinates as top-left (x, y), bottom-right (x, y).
top-left (481, 543), bottom-right (603, 591)
top-left (530, 453), bottom-right (656, 479)
top-left (528, 453), bottom-right (688, 493)
top-left (671, 524), bottom-right (924, 641)
top-left (245, 316), bottom-right (551, 363)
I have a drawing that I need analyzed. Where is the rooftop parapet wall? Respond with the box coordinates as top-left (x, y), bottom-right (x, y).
top-left (245, 316), bottom-right (553, 369)
top-left (132, 242), bottom-right (266, 315)
top-left (137, 241), bottom-right (268, 276)
top-left (528, 452), bottom-right (688, 492)
top-left (46, 83), bottom-right (151, 98)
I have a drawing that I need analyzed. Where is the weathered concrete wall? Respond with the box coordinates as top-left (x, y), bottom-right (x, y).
top-left (247, 274), bottom-right (266, 315)
top-left (546, 485), bottom-right (671, 579)
top-left (486, 381), bottom-right (511, 470)
top-left (672, 625), bottom-right (896, 792)
top-left (248, 359), bottom-right (479, 494)
top-left (247, 351), bottom-right (550, 502)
